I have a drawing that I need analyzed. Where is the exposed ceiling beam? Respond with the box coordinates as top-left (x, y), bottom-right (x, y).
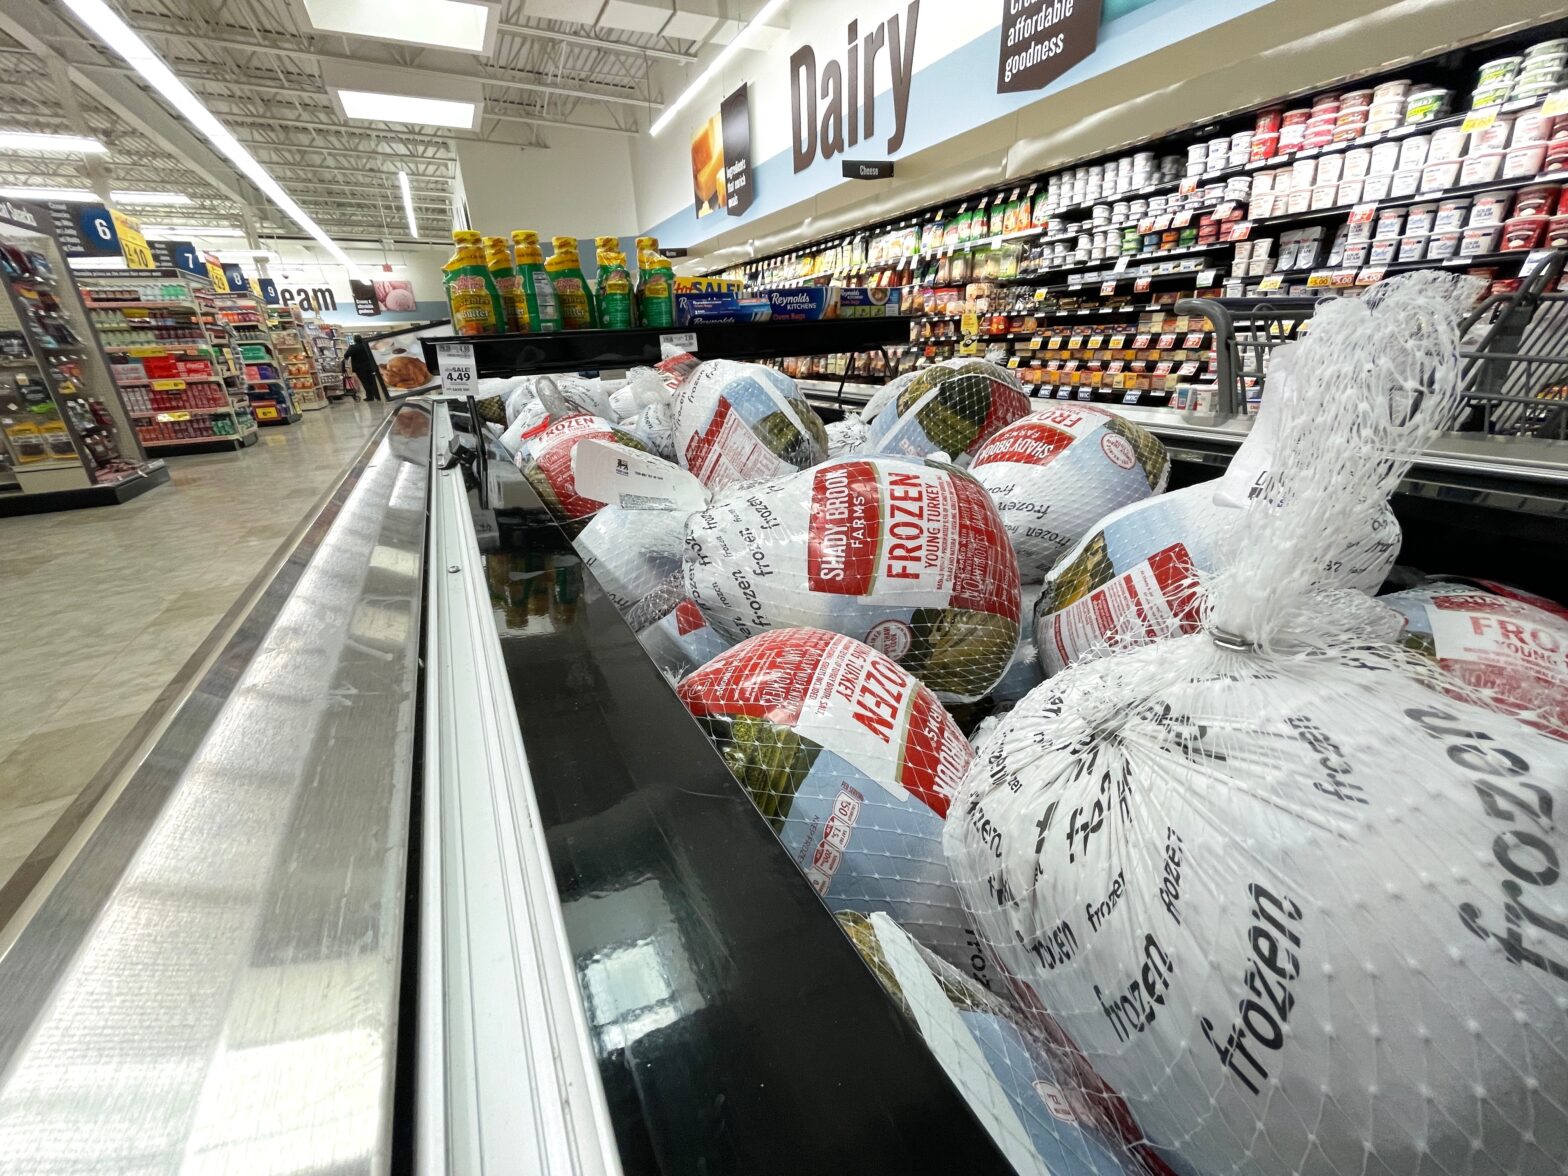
top-left (494, 21), bottom-right (697, 62)
top-left (246, 142), bottom-right (455, 166)
top-left (484, 108), bottom-right (638, 136)
top-left (262, 159), bottom-right (451, 179)
top-left (78, 28), bottom-right (664, 109)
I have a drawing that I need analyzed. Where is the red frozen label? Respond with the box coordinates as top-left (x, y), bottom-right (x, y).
top-left (674, 599), bottom-right (707, 635)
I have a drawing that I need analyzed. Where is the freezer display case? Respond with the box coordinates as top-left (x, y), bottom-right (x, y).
top-left (1, 364), bottom-right (1562, 1173)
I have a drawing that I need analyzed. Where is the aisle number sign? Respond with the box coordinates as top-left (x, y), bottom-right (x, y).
top-left (111, 208), bottom-right (153, 269)
top-left (437, 343), bottom-right (477, 395)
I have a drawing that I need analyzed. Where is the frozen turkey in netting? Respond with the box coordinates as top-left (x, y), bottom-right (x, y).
top-left (970, 406), bottom-right (1171, 581)
top-left (573, 505), bottom-right (688, 614)
top-left (677, 628), bottom-right (988, 984)
top-left (514, 414), bottom-right (652, 533)
top-left (681, 456), bottom-right (1022, 703)
top-left (836, 910), bottom-right (1161, 1176)
top-left (672, 359), bottom-right (828, 491)
top-left (863, 358), bottom-right (1031, 462)
top-left (825, 415), bottom-right (869, 458)
top-left (1382, 576), bottom-right (1568, 741)
top-left (945, 273), bottom-right (1568, 1176)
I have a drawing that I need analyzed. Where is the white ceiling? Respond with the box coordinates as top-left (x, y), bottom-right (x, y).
top-left (0, 0), bottom-right (760, 244)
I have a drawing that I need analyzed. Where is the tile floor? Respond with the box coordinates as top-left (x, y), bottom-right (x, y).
top-left (0, 401), bottom-right (387, 894)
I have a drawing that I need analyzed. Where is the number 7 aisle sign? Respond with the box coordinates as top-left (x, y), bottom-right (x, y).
top-left (436, 343), bottom-right (477, 396)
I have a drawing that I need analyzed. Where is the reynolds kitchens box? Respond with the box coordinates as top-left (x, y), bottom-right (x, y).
top-left (766, 286), bottom-right (903, 321)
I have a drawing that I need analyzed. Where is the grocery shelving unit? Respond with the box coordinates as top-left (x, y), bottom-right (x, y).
top-left (211, 290), bottom-right (299, 426)
top-left (0, 206), bottom-right (169, 514)
top-left (731, 21), bottom-right (1568, 414)
top-left (77, 270), bottom-right (259, 455)
top-left (307, 319), bottom-right (346, 401)
top-left (267, 304), bottom-right (325, 411)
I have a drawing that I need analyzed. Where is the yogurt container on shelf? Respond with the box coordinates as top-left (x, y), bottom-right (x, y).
top-left (1475, 115), bottom-right (1518, 153)
top-left (1427, 228), bottom-right (1462, 259)
top-left (1342, 146), bottom-right (1372, 179)
top-left (1545, 134), bottom-right (1568, 172)
top-left (1361, 173), bottom-right (1393, 201)
top-left (1373, 78), bottom-right (1412, 101)
top-left (1502, 142), bottom-right (1548, 179)
top-left (1460, 151), bottom-right (1505, 185)
top-left (1339, 88), bottom-right (1372, 109)
top-left (1420, 160), bottom-right (1460, 192)
top-left (1336, 179), bottom-right (1365, 205)
top-left (1397, 233), bottom-right (1429, 262)
top-left (1471, 83), bottom-right (1512, 109)
top-left (1427, 125), bottom-right (1468, 161)
top-left (1512, 183), bottom-right (1560, 218)
top-left (1460, 223), bottom-right (1503, 255)
top-left (1397, 134), bottom-right (1431, 170)
top-left (1375, 207), bottom-right (1407, 239)
top-left (1404, 88), bottom-right (1451, 122)
top-left (1404, 202), bottom-right (1439, 234)
top-left (1500, 214), bottom-right (1549, 251)
top-left (1475, 56), bottom-right (1523, 87)
top-left (1368, 140), bottom-right (1402, 174)
top-left (1433, 197), bottom-right (1473, 232)
top-left (1388, 168), bottom-right (1423, 198)
top-left (1250, 131), bottom-right (1280, 161)
top-left (1512, 107), bottom-right (1552, 146)
top-left (1368, 237), bottom-right (1399, 265)
top-left (1254, 107), bottom-right (1284, 133)
top-left (1548, 214), bottom-right (1568, 248)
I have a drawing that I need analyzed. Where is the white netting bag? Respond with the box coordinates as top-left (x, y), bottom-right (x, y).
top-left (681, 455), bottom-right (1022, 703)
top-left (944, 273), bottom-right (1568, 1176)
top-left (837, 911), bottom-right (1160, 1176)
top-left (971, 406), bottom-right (1171, 581)
top-left (825, 415), bottom-right (869, 458)
top-left (676, 628), bottom-right (988, 985)
top-left (1383, 577), bottom-right (1568, 741)
top-left (574, 505), bottom-right (687, 613)
top-left (987, 582), bottom-right (1048, 709)
top-left (863, 358), bottom-right (1031, 463)
top-left (673, 359), bottom-right (829, 491)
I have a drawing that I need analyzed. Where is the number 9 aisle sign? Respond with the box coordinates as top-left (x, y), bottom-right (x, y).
top-left (436, 343), bottom-right (476, 396)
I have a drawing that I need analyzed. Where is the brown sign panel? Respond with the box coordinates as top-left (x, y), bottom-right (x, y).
top-left (996, 0), bottom-right (1102, 94)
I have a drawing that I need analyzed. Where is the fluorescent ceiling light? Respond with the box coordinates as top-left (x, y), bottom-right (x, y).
top-left (0, 131), bottom-right (108, 154)
top-left (61, 0), bottom-right (364, 278)
top-left (217, 249), bottom-right (279, 261)
top-left (300, 0), bottom-right (496, 53)
top-left (649, 0), bottom-right (787, 136)
top-left (142, 225), bottom-right (246, 238)
top-left (337, 90), bottom-right (476, 129)
top-left (398, 171), bottom-right (418, 238)
top-left (0, 187), bottom-right (97, 202)
top-left (111, 190), bottom-right (193, 205)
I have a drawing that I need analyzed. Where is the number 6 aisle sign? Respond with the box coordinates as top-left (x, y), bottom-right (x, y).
top-left (436, 343), bottom-right (477, 396)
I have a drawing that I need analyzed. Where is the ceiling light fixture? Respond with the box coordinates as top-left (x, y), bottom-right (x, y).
top-left (61, 0), bottom-right (364, 277)
top-left (398, 171), bottom-right (418, 238)
top-left (216, 249), bottom-right (280, 261)
top-left (141, 225), bottom-right (246, 238)
top-left (298, 0), bottom-right (497, 53)
top-left (110, 190), bottom-right (193, 206)
top-left (649, 0), bottom-right (788, 137)
top-left (0, 131), bottom-right (108, 154)
top-left (337, 90), bottom-right (477, 129)
top-left (0, 187), bottom-right (97, 202)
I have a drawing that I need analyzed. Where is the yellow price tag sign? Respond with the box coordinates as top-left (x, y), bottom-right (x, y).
top-left (1461, 106), bottom-right (1499, 136)
top-left (1028, 338), bottom-right (1042, 350)
top-left (111, 208), bottom-right (154, 269)
top-left (1306, 271), bottom-right (1335, 288)
top-left (1258, 274), bottom-right (1285, 291)
top-left (150, 378), bottom-right (185, 391)
top-left (1007, 357), bottom-right (1021, 369)
top-left (1033, 287), bottom-right (1049, 301)
top-left (156, 411), bottom-right (191, 422)
top-left (1086, 335), bottom-right (1105, 349)
top-left (960, 311), bottom-right (979, 336)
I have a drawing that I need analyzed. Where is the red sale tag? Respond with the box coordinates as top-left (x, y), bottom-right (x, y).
top-left (1134, 276), bottom-right (1152, 293)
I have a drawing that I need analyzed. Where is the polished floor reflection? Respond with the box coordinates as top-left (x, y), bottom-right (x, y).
top-left (0, 402), bottom-right (386, 898)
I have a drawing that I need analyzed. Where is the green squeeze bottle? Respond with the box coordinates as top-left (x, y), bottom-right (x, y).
top-left (510, 230), bottom-right (562, 332)
top-left (546, 236), bottom-right (596, 330)
top-left (637, 247), bottom-right (676, 329)
top-left (596, 251), bottom-right (634, 330)
top-left (484, 235), bottom-right (526, 332)
top-left (444, 230), bottom-right (504, 335)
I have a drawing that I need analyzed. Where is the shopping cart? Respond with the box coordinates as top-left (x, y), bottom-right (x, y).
top-left (1180, 251), bottom-right (1568, 439)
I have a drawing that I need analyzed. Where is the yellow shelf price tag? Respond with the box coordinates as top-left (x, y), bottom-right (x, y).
top-left (150, 378), bottom-right (186, 391)
top-left (1028, 337), bottom-right (1042, 350)
top-left (1461, 106), bottom-right (1499, 136)
top-left (156, 411), bottom-right (191, 422)
top-left (1258, 274), bottom-right (1285, 291)
top-left (1306, 271), bottom-right (1335, 288)
top-left (1033, 287), bottom-right (1049, 301)
top-left (1007, 357), bottom-right (1021, 369)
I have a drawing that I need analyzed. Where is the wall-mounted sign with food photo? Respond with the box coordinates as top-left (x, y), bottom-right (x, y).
top-left (374, 278), bottom-right (417, 312)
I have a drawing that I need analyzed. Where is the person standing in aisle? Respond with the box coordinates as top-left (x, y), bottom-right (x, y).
top-left (343, 334), bottom-right (387, 401)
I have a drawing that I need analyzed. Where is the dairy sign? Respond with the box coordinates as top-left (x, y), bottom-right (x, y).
top-left (997, 0), bottom-right (1102, 93)
top-left (790, 1), bottom-right (920, 173)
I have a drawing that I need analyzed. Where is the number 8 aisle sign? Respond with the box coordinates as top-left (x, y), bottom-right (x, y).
top-left (436, 343), bottom-right (476, 396)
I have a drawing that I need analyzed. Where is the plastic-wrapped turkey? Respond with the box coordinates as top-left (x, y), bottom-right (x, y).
top-left (863, 358), bottom-right (1031, 463)
top-left (672, 359), bottom-right (828, 491)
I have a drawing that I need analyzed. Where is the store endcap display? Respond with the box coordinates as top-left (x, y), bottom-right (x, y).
top-left (863, 358), bottom-right (1031, 464)
top-left (945, 273), bottom-right (1568, 1176)
top-left (1034, 341), bottom-right (1401, 676)
top-left (970, 404), bottom-right (1171, 581)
